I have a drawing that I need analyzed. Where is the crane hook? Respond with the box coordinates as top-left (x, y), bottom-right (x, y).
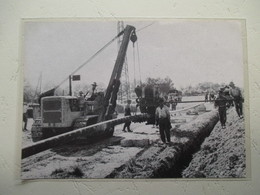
top-left (130, 30), bottom-right (137, 46)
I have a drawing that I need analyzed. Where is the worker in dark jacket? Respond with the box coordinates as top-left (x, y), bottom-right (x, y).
top-left (215, 89), bottom-right (228, 129)
top-left (229, 82), bottom-right (243, 118)
top-left (23, 103), bottom-right (28, 131)
top-left (205, 91), bottom-right (209, 102)
top-left (123, 100), bottom-right (132, 132)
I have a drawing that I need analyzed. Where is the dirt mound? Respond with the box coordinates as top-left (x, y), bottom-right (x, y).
top-left (107, 110), bottom-right (219, 178)
top-left (182, 107), bottom-right (246, 178)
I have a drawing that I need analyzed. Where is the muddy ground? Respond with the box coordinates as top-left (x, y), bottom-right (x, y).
top-left (106, 107), bottom-right (246, 179)
top-left (21, 122), bottom-right (162, 179)
top-left (182, 107), bottom-right (246, 178)
top-left (21, 100), bottom-right (246, 179)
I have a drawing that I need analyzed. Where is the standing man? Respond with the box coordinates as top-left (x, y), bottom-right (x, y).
top-left (87, 82), bottom-right (98, 101)
top-left (229, 82), bottom-right (243, 118)
top-left (123, 100), bottom-right (132, 132)
top-left (23, 103), bottom-right (28, 131)
top-left (205, 91), bottom-right (208, 102)
top-left (92, 82), bottom-right (97, 95)
top-left (155, 98), bottom-right (171, 144)
top-left (215, 89), bottom-right (228, 129)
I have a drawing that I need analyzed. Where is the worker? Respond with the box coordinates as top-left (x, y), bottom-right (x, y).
top-left (209, 92), bottom-right (215, 101)
top-left (23, 103), bottom-right (28, 131)
top-left (92, 82), bottom-right (97, 94)
top-left (223, 85), bottom-right (233, 108)
top-left (229, 82), bottom-right (243, 118)
top-left (134, 85), bottom-right (142, 98)
top-left (171, 97), bottom-right (177, 110)
top-left (123, 100), bottom-right (132, 132)
top-left (87, 82), bottom-right (98, 101)
top-left (205, 91), bottom-right (208, 102)
top-left (78, 91), bottom-right (86, 116)
top-left (215, 88), bottom-right (228, 129)
top-left (155, 98), bottom-right (171, 144)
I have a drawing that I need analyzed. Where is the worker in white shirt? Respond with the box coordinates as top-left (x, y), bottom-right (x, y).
top-left (155, 98), bottom-right (171, 144)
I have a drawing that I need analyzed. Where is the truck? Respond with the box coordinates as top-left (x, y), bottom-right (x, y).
top-left (167, 89), bottom-right (182, 110)
top-left (31, 25), bottom-right (137, 142)
top-left (134, 86), bottom-right (183, 122)
top-left (134, 85), bottom-right (161, 125)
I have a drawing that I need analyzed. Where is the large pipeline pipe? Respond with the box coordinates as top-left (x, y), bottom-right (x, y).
top-left (22, 114), bottom-right (148, 159)
top-left (170, 99), bottom-right (234, 104)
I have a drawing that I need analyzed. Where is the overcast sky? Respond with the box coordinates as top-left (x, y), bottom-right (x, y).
top-left (23, 20), bottom-right (245, 92)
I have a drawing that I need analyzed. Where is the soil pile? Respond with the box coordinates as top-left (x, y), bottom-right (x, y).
top-left (107, 110), bottom-right (219, 178)
top-left (182, 107), bottom-right (246, 178)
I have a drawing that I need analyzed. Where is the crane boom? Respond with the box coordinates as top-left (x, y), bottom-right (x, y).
top-left (100, 25), bottom-right (136, 121)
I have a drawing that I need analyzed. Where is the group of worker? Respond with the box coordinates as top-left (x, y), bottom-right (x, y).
top-left (23, 80), bottom-right (243, 144)
top-left (214, 81), bottom-right (244, 129)
top-left (124, 81), bottom-right (244, 145)
top-left (205, 91), bottom-right (216, 102)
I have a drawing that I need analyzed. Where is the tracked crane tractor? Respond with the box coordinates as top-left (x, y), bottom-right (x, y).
top-left (31, 25), bottom-right (137, 142)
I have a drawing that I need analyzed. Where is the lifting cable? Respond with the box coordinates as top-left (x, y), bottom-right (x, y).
top-left (132, 41), bottom-right (136, 87)
top-left (54, 30), bottom-right (124, 90)
top-left (136, 22), bottom-right (155, 33)
top-left (132, 40), bottom-right (143, 87)
top-left (136, 41), bottom-right (142, 86)
top-left (52, 22), bottom-right (155, 90)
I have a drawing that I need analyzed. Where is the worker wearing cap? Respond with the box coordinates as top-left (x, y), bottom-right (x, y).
top-left (87, 82), bottom-right (98, 101)
top-left (155, 98), bottom-right (171, 144)
top-left (215, 88), bottom-right (228, 129)
top-left (229, 82), bottom-right (243, 118)
top-left (92, 82), bottom-right (97, 94)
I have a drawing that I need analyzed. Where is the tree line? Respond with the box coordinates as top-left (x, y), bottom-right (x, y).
top-left (23, 77), bottom-right (228, 103)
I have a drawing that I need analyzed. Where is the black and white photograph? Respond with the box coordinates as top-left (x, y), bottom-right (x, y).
top-left (21, 20), bottom-right (246, 179)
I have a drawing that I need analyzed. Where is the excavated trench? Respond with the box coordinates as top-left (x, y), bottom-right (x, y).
top-left (159, 118), bottom-right (218, 178)
top-left (107, 110), bottom-right (219, 178)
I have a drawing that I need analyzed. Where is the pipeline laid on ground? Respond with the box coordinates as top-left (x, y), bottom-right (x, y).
top-left (22, 113), bottom-right (148, 159)
top-left (171, 99), bottom-right (234, 104)
top-left (170, 103), bottom-right (205, 114)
